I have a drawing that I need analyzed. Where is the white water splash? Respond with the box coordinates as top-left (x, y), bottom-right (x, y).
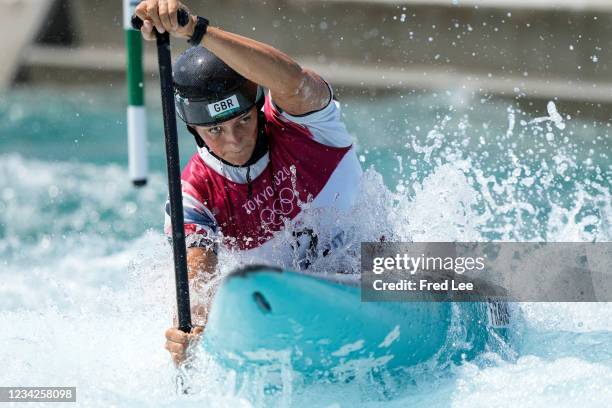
top-left (530, 101), bottom-right (566, 130)
top-left (0, 92), bottom-right (610, 406)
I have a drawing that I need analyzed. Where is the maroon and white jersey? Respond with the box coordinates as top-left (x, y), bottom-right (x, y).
top-left (165, 88), bottom-right (362, 265)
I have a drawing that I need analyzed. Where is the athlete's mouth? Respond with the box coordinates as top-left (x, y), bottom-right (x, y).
top-left (226, 146), bottom-right (248, 154)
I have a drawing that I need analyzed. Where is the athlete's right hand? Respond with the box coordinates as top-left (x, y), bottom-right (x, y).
top-left (164, 325), bottom-right (204, 366)
top-left (134, 0), bottom-right (196, 41)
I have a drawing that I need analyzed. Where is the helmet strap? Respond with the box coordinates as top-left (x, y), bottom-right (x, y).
top-left (186, 125), bottom-right (206, 148)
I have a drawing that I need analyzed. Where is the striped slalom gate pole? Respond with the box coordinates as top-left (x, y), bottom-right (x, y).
top-left (124, 0), bottom-right (148, 187)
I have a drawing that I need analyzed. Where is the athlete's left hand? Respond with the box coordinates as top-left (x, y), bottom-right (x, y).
top-left (164, 325), bottom-right (204, 366)
top-left (134, 0), bottom-right (196, 41)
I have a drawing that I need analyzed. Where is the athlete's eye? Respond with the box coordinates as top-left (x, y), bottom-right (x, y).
top-left (240, 115), bottom-right (251, 124)
top-left (208, 126), bottom-right (222, 136)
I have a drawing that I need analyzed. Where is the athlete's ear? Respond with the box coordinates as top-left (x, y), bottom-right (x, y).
top-left (187, 125), bottom-right (205, 148)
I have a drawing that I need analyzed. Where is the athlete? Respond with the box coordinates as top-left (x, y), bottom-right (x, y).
top-left (135, 0), bottom-right (362, 365)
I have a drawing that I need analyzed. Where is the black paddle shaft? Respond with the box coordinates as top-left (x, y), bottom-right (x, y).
top-left (156, 32), bottom-right (192, 334)
top-left (131, 12), bottom-right (192, 334)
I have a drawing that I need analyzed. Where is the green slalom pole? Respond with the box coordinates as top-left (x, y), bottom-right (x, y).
top-left (124, 0), bottom-right (148, 187)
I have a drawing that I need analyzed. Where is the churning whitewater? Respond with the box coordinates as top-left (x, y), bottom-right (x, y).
top-left (1, 88), bottom-right (611, 406)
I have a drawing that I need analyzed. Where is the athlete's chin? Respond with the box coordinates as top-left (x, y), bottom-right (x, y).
top-left (222, 147), bottom-right (255, 165)
top-left (222, 152), bottom-right (250, 165)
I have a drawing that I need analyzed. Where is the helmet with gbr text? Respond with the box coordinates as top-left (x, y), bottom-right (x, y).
top-left (173, 46), bottom-right (264, 126)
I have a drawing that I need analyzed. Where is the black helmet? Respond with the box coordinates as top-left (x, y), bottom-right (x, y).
top-left (173, 46), bottom-right (264, 126)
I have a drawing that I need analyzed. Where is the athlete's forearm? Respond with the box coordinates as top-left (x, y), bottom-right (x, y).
top-left (200, 26), bottom-right (304, 99)
top-left (186, 247), bottom-right (219, 327)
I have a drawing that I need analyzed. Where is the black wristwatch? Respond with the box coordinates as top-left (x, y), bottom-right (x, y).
top-left (189, 16), bottom-right (210, 46)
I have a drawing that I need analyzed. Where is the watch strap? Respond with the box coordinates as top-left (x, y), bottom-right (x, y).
top-left (189, 16), bottom-right (209, 46)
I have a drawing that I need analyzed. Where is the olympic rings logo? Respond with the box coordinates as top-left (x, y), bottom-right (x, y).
top-left (260, 187), bottom-right (296, 228)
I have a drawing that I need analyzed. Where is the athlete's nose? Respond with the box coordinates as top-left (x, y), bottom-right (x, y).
top-left (224, 124), bottom-right (245, 144)
top-left (224, 129), bottom-right (240, 144)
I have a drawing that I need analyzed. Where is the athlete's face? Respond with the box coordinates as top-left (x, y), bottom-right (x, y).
top-left (193, 106), bottom-right (258, 165)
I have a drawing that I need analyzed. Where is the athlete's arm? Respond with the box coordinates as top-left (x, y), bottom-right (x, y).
top-left (187, 247), bottom-right (218, 326)
top-left (164, 247), bottom-right (218, 366)
top-left (135, 0), bottom-right (331, 116)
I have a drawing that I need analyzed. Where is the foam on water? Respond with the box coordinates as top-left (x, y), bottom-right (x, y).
top-left (0, 92), bottom-right (611, 406)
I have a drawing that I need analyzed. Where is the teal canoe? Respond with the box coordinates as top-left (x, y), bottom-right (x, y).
top-left (201, 265), bottom-right (511, 377)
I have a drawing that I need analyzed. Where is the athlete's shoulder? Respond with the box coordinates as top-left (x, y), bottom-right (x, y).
top-left (262, 86), bottom-right (353, 148)
top-left (170, 153), bottom-right (219, 244)
top-left (182, 152), bottom-right (207, 178)
top-left (262, 93), bottom-right (311, 133)
top-left (179, 153), bottom-right (215, 203)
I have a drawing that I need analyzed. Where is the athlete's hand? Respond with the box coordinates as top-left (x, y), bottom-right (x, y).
top-left (134, 0), bottom-right (196, 41)
top-left (164, 325), bottom-right (204, 366)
